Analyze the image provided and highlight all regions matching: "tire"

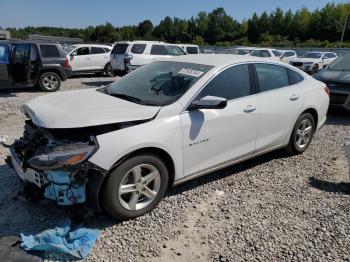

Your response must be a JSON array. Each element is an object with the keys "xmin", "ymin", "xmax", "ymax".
[
  {"xmin": 286, "ymin": 113, "xmax": 315, "ymax": 155},
  {"xmin": 310, "ymin": 64, "xmax": 319, "ymax": 75},
  {"xmin": 104, "ymin": 63, "xmax": 115, "ymax": 77},
  {"xmin": 38, "ymin": 72, "xmax": 61, "ymax": 92},
  {"xmin": 103, "ymin": 154, "xmax": 169, "ymax": 220}
]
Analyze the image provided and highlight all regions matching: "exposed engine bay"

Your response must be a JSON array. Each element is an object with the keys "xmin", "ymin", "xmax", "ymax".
[{"xmin": 7, "ymin": 117, "xmax": 150, "ymax": 209}]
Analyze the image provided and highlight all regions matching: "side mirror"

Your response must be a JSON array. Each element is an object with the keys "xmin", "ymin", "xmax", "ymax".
[{"xmin": 188, "ymin": 96, "xmax": 227, "ymax": 111}]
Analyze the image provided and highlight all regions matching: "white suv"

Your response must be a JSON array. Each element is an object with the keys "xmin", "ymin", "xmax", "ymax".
[
  {"xmin": 250, "ymin": 48, "xmax": 283, "ymax": 60},
  {"xmin": 110, "ymin": 41, "xmax": 186, "ymax": 73},
  {"xmin": 290, "ymin": 52, "xmax": 338, "ymax": 74},
  {"xmin": 67, "ymin": 44, "xmax": 114, "ymax": 76}
]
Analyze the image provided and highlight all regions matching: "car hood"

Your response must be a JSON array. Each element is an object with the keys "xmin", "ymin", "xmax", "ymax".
[
  {"xmin": 24, "ymin": 89, "xmax": 161, "ymax": 128},
  {"xmin": 293, "ymin": 58, "xmax": 321, "ymax": 63},
  {"xmin": 315, "ymin": 69, "xmax": 350, "ymax": 84}
]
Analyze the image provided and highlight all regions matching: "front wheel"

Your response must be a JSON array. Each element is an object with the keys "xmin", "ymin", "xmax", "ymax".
[
  {"xmin": 38, "ymin": 72, "xmax": 61, "ymax": 92},
  {"xmin": 286, "ymin": 113, "xmax": 315, "ymax": 154},
  {"xmin": 103, "ymin": 154, "xmax": 169, "ymax": 220}
]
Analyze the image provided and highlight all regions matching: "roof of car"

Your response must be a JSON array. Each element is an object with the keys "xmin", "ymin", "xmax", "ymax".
[
  {"xmin": 113, "ymin": 41, "xmax": 165, "ymax": 44},
  {"xmin": 71, "ymin": 44, "xmax": 111, "ymax": 48},
  {"xmin": 164, "ymin": 54, "xmax": 272, "ymax": 67}
]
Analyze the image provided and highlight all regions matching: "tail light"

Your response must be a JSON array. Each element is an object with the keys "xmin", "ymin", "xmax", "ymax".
[
  {"xmin": 324, "ymin": 86, "xmax": 330, "ymax": 96},
  {"xmin": 64, "ymin": 58, "xmax": 71, "ymax": 70}
]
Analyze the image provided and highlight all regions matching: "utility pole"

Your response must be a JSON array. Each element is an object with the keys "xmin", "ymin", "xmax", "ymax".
[{"xmin": 340, "ymin": 14, "xmax": 349, "ymax": 48}]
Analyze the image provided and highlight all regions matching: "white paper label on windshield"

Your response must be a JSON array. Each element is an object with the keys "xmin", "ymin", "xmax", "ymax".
[{"xmin": 178, "ymin": 68, "xmax": 204, "ymax": 78}]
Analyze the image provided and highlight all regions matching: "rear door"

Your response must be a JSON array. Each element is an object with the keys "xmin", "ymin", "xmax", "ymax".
[
  {"xmin": 0, "ymin": 43, "xmax": 11, "ymax": 88},
  {"xmin": 254, "ymin": 63, "xmax": 304, "ymax": 152},
  {"xmin": 90, "ymin": 47, "xmax": 109, "ymax": 70}
]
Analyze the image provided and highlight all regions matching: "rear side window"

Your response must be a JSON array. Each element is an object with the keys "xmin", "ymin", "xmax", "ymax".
[
  {"xmin": 255, "ymin": 64, "xmax": 289, "ymax": 92},
  {"xmin": 91, "ymin": 47, "xmax": 106, "ymax": 54},
  {"xmin": 0, "ymin": 45, "xmax": 9, "ymax": 63},
  {"xmin": 198, "ymin": 64, "xmax": 251, "ymax": 101},
  {"xmin": 40, "ymin": 45, "xmax": 60, "ymax": 57},
  {"xmin": 167, "ymin": 46, "xmax": 186, "ymax": 56},
  {"xmin": 131, "ymin": 44, "xmax": 146, "ymax": 54},
  {"xmin": 261, "ymin": 50, "xmax": 271, "ymax": 57},
  {"xmin": 186, "ymin": 47, "xmax": 198, "ymax": 54},
  {"xmin": 112, "ymin": 44, "xmax": 129, "ymax": 54},
  {"xmin": 287, "ymin": 69, "xmax": 304, "ymax": 85},
  {"xmin": 150, "ymin": 45, "xmax": 167, "ymax": 55}
]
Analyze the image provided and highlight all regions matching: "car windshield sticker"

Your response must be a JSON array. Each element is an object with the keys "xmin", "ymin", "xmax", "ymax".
[{"xmin": 178, "ymin": 68, "xmax": 204, "ymax": 78}]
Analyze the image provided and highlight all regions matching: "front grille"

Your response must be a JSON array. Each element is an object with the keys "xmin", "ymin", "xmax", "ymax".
[
  {"xmin": 330, "ymin": 93, "xmax": 348, "ymax": 105},
  {"xmin": 292, "ymin": 62, "xmax": 303, "ymax": 67}
]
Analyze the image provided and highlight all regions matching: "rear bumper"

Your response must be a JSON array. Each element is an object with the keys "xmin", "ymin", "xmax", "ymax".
[{"xmin": 329, "ymin": 89, "xmax": 350, "ymax": 111}]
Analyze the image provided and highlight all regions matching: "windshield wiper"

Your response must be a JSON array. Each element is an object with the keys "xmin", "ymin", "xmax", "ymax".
[{"xmin": 109, "ymin": 93, "xmax": 143, "ymax": 104}]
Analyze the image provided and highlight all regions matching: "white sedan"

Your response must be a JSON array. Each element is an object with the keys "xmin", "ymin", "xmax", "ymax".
[{"xmin": 7, "ymin": 55, "xmax": 329, "ymax": 220}]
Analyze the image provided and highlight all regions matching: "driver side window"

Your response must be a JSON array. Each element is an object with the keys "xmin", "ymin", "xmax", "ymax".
[
  {"xmin": 76, "ymin": 47, "xmax": 89, "ymax": 56},
  {"xmin": 197, "ymin": 64, "xmax": 251, "ymax": 101}
]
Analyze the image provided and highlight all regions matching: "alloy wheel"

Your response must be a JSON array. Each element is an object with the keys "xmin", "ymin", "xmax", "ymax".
[
  {"xmin": 295, "ymin": 119, "xmax": 313, "ymax": 150},
  {"xmin": 118, "ymin": 164, "xmax": 161, "ymax": 211},
  {"xmin": 43, "ymin": 75, "xmax": 58, "ymax": 90}
]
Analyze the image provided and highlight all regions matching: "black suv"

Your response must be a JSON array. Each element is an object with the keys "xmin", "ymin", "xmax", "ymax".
[{"xmin": 0, "ymin": 41, "xmax": 72, "ymax": 92}]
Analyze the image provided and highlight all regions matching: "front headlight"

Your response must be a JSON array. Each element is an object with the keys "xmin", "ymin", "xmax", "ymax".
[{"xmin": 27, "ymin": 143, "xmax": 96, "ymax": 170}]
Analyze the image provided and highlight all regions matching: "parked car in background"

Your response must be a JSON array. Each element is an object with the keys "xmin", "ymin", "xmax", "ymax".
[
  {"xmin": 314, "ymin": 53, "xmax": 350, "ymax": 111},
  {"xmin": 250, "ymin": 48, "xmax": 282, "ymax": 60},
  {"xmin": 110, "ymin": 41, "xmax": 186, "ymax": 73},
  {"xmin": 220, "ymin": 47, "xmax": 256, "ymax": 56},
  {"xmin": 290, "ymin": 52, "xmax": 338, "ymax": 75},
  {"xmin": 7, "ymin": 55, "xmax": 329, "ymax": 220},
  {"xmin": 67, "ymin": 44, "xmax": 114, "ymax": 77},
  {"xmin": 0, "ymin": 41, "xmax": 71, "ymax": 91},
  {"xmin": 279, "ymin": 50, "xmax": 297, "ymax": 63},
  {"xmin": 181, "ymin": 44, "xmax": 200, "ymax": 54}
]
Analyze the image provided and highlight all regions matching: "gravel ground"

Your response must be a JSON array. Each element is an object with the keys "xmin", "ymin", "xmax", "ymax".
[{"xmin": 0, "ymin": 76, "xmax": 349, "ymax": 262}]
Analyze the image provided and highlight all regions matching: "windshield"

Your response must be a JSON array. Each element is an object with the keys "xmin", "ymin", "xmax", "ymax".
[
  {"xmin": 107, "ymin": 61, "xmax": 213, "ymax": 106},
  {"xmin": 328, "ymin": 53, "xmax": 350, "ymax": 71},
  {"xmin": 302, "ymin": 52, "xmax": 322, "ymax": 59},
  {"xmin": 111, "ymin": 44, "xmax": 129, "ymax": 54}
]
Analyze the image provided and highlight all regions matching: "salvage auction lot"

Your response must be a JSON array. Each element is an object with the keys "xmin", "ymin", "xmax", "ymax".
[{"xmin": 0, "ymin": 76, "xmax": 349, "ymax": 261}]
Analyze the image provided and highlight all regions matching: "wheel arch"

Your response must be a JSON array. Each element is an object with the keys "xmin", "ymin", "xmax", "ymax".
[
  {"xmin": 39, "ymin": 68, "xmax": 63, "ymax": 80},
  {"xmin": 96, "ymin": 146, "xmax": 176, "ymax": 211},
  {"xmin": 301, "ymin": 107, "xmax": 319, "ymax": 128}
]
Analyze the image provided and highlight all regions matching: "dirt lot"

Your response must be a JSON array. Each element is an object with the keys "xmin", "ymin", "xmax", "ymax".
[{"xmin": 0, "ymin": 76, "xmax": 349, "ymax": 262}]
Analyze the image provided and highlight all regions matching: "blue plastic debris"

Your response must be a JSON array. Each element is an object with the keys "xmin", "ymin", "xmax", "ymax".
[{"xmin": 20, "ymin": 219, "xmax": 100, "ymax": 259}]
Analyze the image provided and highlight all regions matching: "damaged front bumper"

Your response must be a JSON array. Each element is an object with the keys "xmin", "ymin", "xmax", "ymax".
[{"xmin": 6, "ymin": 120, "xmax": 107, "ymax": 210}]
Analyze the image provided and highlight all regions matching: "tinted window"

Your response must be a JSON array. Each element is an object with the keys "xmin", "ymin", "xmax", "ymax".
[
  {"xmin": 111, "ymin": 44, "xmax": 128, "ymax": 54},
  {"xmin": 40, "ymin": 45, "xmax": 60, "ymax": 57},
  {"xmin": 30, "ymin": 45, "xmax": 38, "ymax": 61},
  {"xmin": 255, "ymin": 64, "xmax": 289, "ymax": 92},
  {"xmin": 131, "ymin": 44, "xmax": 146, "ymax": 54},
  {"xmin": 198, "ymin": 65, "xmax": 251, "ymax": 100},
  {"xmin": 251, "ymin": 50, "xmax": 262, "ymax": 57},
  {"xmin": 262, "ymin": 50, "xmax": 271, "ymax": 57},
  {"xmin": 284, "ymin": 51, "xmax": 295, "ymax": 57},
  {"xmin": 166, "ymin": 46, "xmax": 186, "ymax": 56},
  {"xmin": 75, "ymin": 47, "xmax": 89, "ymax": 56},
  {"xmin": 0, "ymin": 45, "xmax": 9, "ymax": 63},
  {"xmin": 325, "ymin": 53, "xmax": 336, "ymax": 58},
  {"xmin": 287, "ymin": 69, "xmax": 304, "ymax": 85},
  {"xmin": 272, "ymin": 50, "xmax": 282, "ymax": 57},
  {"xmin": 186, "ymin": 47, "xmax": 199, "ymax": 54},
  {"xmin": 151, "ymin": 45, "xmax": 167, "ymax": 55},
  {"xmin": 91, "ymin": 47, "xmax": 105, "ymax": 54},
  {"xmin": 13, "ymin": 44, "xmax": 30, "ymax": 60},
  {"xmin": 303, "ymin": 52, "xmax": 322, "ymax": 59}
]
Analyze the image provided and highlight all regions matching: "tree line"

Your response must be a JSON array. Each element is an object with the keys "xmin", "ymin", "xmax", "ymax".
[{"xmin": 5, "ymin": 3, "xmax": 350, "ymax": 47}]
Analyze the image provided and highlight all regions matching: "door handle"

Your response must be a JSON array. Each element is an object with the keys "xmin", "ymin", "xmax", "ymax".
[
  {"xmin": 290, "ymin": 94, "xmax": 299, "ymax": 101},
  {"xmin": 244, "ymin": 105, "xmax": 256, "ymax": 113}
]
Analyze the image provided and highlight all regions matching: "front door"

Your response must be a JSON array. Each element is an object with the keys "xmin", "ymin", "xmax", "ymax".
[
  {"xmin": 69, "ymin": 46, "xmax": 91, "ymax": 72},
  {"xmin": 181, "ymin": 64, "xmax": 259, "ymax": 177},
  {"xmin": 0, "ymin": 44, "xmax": 11, "ymax": 88}
]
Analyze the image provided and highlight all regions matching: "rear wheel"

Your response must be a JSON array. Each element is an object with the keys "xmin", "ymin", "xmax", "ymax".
[
  {"xmin": 286, "ymin": 113, "xmax": 315, "ymax": 154},
  {"xmin": 310, "ymin": 64, "xmax": 319, "ymax": 75},
  {"xmin": 38, "ymin": 72, "xmax": 61, "ymax": 92},
  {"xmin": 103, "ymin": 154, "xmax": 169, "ymax": 220},
  {"xmin": 104, "ymin": 63, "xmax": 115, "ymax": 77}
]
